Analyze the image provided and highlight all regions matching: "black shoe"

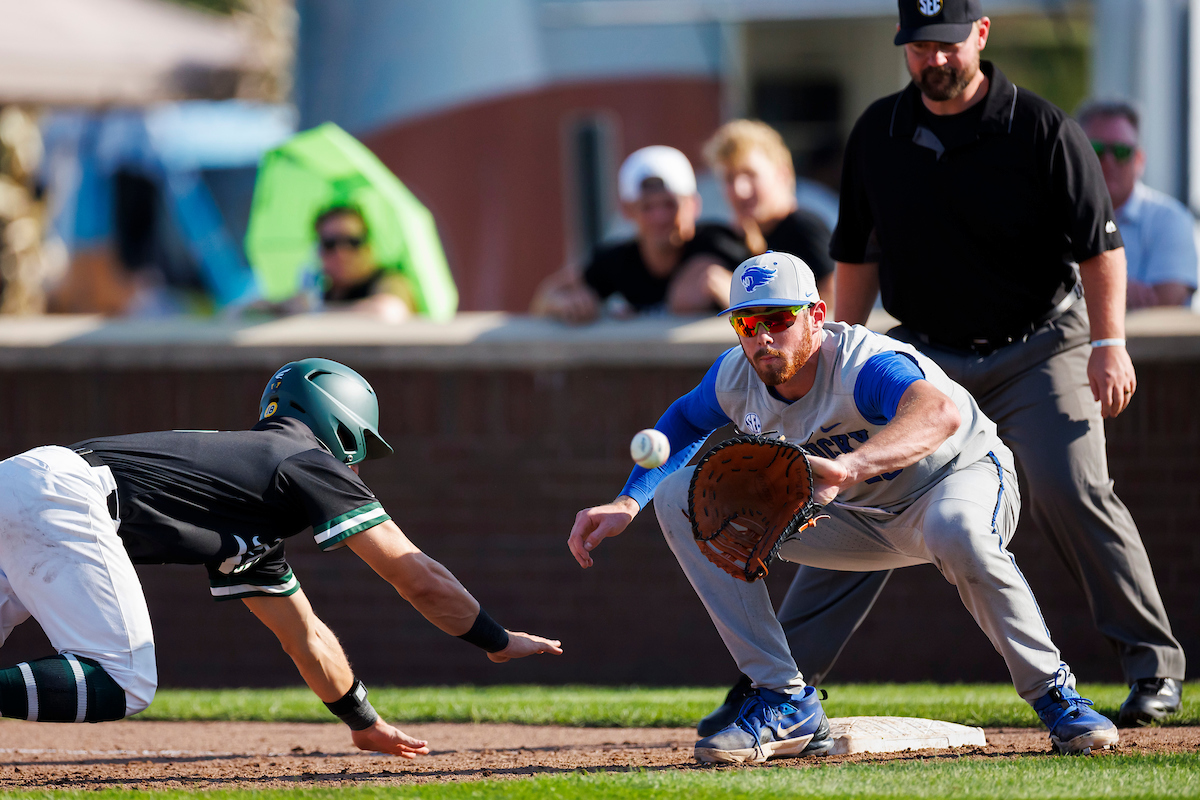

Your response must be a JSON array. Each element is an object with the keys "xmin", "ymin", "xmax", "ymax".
[
  {"xmin": 697, "ymin": 674, "xmax": 754, "ymax": 737},
  {"xmin": 1117, "ymin": 678, "xmax": 1182, "ymax": 727}
]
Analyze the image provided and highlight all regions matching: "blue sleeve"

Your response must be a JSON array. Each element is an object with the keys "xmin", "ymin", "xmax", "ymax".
[
  {"xmin": 619, "ymin": 350, "xmax": 734, "ymax": 508},
  {"xmin": 853, "ymin": 351, "xmax": 925, "ymax": 425}
]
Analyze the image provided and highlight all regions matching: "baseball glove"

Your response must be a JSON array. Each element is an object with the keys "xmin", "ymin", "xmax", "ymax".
[{"xmin": 688, "ymin": 435, "xmax": 825, "ymax": 582}]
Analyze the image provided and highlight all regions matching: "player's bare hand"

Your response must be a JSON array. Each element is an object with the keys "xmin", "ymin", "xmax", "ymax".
[
  {"xmin": 1088, "ymin": 344, "xmax": 1136, "ymax": 418},
  {"xmin": 567, "ymin": 496, "xmax": 638, "ymax": 568},
  {"xmin": 487, "ymin": 630, "xmax": 564, "ymax": 662},
  {"xmin": 351, "ymin": 719, "xmax": 430, "ymax": 758},
  {"xmin": 807, "ymin": 455, "xmax": 851, "ymax": 506}
]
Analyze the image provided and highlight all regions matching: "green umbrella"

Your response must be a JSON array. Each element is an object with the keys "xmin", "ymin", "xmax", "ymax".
[{"xmin": 245, "ymin": 122, "xmax": 457, "ymax": 320}]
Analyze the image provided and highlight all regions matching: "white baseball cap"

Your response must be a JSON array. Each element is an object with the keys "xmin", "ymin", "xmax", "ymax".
[
  {"xmin": 724, "ymin": 251, "xmax": 820, "ymax": 315},
  {"xmin": 618, "ymin": 146, "xmax": 697, "ymax": 202}
]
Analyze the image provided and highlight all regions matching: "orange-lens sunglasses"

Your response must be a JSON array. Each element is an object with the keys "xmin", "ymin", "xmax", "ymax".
[{"xmin": 729, "ymin": 305, "xmax": 812, "ymax": 337}]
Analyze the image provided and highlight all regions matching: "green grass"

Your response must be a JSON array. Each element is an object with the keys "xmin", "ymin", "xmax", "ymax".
[
  {"xmin": 138, "ymin": 682, "xmax": 1199, "ymax": 729},
  {"xmin": 3, "ymin": 754, "xmax": 1199, "ymax": 799}
]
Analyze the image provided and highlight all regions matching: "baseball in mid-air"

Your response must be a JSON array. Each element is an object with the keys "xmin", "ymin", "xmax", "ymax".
[{"xmin": 630, "ymin": 428, "xmax": 670, "ymax": 469}]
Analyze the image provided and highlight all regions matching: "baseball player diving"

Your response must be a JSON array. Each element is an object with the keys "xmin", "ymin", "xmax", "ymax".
[
  {"xmin": 0, "ymin": 358, "xmax": 561, "ymax": 755},
  {"xmin": 567, "ymin": 252, "xmax": 1118, "ymax": 762}
]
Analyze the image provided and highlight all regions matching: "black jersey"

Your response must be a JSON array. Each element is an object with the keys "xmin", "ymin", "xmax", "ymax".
[
  {"xmin": 71, "ymin": 416, "xmax": 390, "ymax": 601},
  {"xmin": 583, "ymin": 223, "xmax": 749, "ymax": 311}
]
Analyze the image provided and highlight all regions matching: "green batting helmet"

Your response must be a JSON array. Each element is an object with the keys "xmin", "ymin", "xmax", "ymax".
[{"xmin": 259, "ymin": 358, "xmax": 393, "ymax": 465}]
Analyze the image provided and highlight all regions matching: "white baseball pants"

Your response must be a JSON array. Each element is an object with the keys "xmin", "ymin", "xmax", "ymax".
[{"xmin": 0, "ymin": 446, "xmax": 156, "ymax": 716}]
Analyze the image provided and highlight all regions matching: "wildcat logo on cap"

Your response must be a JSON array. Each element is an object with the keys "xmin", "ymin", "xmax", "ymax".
[
  {"xmin": 740, "ymin": 265, "xmax": 777, "ymax": 292},
  {"xmin": 919, "ymin": 0, "xmax": 942, "ymax": 15}
]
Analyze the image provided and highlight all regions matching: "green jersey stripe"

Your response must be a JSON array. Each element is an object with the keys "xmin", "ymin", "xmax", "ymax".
[
  {"xmin": 314, "ymin": 506, "xmax": 390, "ymax": 548},
  {"xmin": 314, "ymin": 501, "xmax": 383, "ymax": 535},
  {"xmin": 209, "ymin": 572, "xmax": 299, "ymax": 600}
]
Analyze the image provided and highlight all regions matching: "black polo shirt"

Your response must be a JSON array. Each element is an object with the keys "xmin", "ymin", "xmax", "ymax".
[
  {"xmin": 583, "ymin": 223, "xmax": 748, "ymax": 312},
  {"xmin": 830, "ymin": 62, "xmax": 1122, "ymax": 343}
]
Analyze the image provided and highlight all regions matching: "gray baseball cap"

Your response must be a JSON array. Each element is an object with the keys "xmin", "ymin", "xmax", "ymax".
[{"xmin": 724, "ymin": 251, "xmax": 819, "ymax": 315}]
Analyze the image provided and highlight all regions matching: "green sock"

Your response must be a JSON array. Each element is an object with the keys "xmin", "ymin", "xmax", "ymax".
[{"xmin": 0, "ymin": 655, "xmax": 126, "ymax": 722}]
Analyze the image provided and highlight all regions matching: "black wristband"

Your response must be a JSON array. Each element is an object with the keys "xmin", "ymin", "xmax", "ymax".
[
  {"xmin": 324, "ymin": 679, "xmax": 379, "ymax": 731},
  {"xmin": 457, "ymin": 609, "xmax": 510, "ymax": 653}
]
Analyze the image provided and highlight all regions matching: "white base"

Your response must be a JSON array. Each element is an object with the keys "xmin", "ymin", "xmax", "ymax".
[{"xmin": 828, "ymin": 716, "xmax": 987, "ymax": 755}]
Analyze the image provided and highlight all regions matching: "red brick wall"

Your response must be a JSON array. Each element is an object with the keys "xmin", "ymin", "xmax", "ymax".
[
  {"xmin": 361, "ymin": 78, "xmax": 723, "ymax": 314},
  {"xmin": 0, "ymin": 361, "xmax": 1192, "ymax": 688}
]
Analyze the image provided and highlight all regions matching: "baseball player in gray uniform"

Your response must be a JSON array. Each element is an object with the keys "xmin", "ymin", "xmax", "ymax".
[
  {"xmin": 567, "ymin": 253, "xmax": 1117, "ymax": 762},
  {"xmin": 0, "ymin": 358, "xmax": 561, "ymax": 754}
]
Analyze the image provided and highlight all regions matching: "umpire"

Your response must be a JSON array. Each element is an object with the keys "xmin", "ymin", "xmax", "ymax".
[{"xmin": 702, "ymin": 0, "xmax": 1183, "ymax": 734}]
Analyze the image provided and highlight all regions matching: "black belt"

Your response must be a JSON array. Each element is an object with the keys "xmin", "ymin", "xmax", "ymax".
[
  {"xmin": 73, "ymin": 448, "xmax": 119, "ymax": 521},
  {"xmin": 912, "ymin": 284, "xmax": 1082, "ymax": 356}
]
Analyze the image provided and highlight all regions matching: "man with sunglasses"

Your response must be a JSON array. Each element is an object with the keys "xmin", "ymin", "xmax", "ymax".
[
  {"xmin": 1078, "ymin": 100, "xmax": 1197, "ymax": 310},
  {"xmin": 567, "ymin": 252, "xmax": 1118, "ymax": 760},
  {"xmin": 700, "ymin": 0, "xmax": 1183, "ymax": 734}
]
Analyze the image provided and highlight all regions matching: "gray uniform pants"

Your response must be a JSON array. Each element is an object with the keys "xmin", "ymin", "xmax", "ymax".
[
  {"xmin": 656, "ymin": 448, "xmax": 1076, "ymax": 704},
  {"xmin": 778, "ymin": 300, "xmax": 1184, "ymax": 685}
]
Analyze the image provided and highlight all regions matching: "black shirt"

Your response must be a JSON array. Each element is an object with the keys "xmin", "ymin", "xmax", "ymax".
[
  {"xmin": 71, "ymin": 417, "xmax": 390, "ymax": 600},
  {"xmin": 764, "ymin": 209, "xmax": 835, "ymax": 283},
  {"xmin": 324, "ymin": 269, "xmax": 388, "ymax": 303},
  {"xmin": 830, "ymin": 62, "xmax": 1122, "ymax": 343},
  {"xmin": 583, "ymin": 223, "xmax": 749, "ymax": 312}
]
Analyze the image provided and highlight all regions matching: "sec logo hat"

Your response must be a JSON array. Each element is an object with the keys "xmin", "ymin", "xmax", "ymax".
[
  {"xmin": 895, "ymin": 0, "xmax": 983, "ymax": 45},
  {"xmin": 724, "ymin": 251, "xmax": 819, "ymax": 315}
]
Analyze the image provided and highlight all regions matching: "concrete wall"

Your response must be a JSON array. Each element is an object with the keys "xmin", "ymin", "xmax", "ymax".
[{"xmin": 0, "ymin": 311, "xmax": 1193, "ymax": 688}]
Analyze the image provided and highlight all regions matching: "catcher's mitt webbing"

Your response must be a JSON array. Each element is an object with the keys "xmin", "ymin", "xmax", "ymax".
[{"xmin": 687, "ymin": 435, "xmax": 824, "ymax": 582}]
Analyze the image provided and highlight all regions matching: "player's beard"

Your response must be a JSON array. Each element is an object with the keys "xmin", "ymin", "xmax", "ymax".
[
  {"xmin": 911, "ymin": 58, "xmax": 977, "ymax": 102},
  {"xmin": 748, "ymin": 326, "xmax": 813, "ymax": 386}
]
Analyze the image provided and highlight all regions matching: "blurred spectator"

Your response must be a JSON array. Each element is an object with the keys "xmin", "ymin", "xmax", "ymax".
[
  {"xmin": 704, "ymin": 120, "xmax": 835, "ymax": 300},
  {"xmin": 531, "ymin": 146, "xmax": 747, "ymax": 323},
  {"xmin": 312, "ymin": 205, "xmax": 416, "ymax": 322},
  {"xmin": 1078, "ymin": 100, "xmax": 1198, "ymax": 310}
]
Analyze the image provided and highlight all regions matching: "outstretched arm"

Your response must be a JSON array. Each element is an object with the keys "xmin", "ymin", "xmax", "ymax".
[
  {"xmin": 243, "ymin": 590, "xmax": 429, "ymax": 758},
  {"xmin": 567, "ymin": 354, "xmax": 733, "ymax": 568},
  {"xmin": 347, "ymin": 519, "xmax": 562, "ymax": 662}
]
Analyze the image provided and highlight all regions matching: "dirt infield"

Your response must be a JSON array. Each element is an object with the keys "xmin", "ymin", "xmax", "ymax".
[{"xmin": 0, "ymin": 721, "xmax": 1196, "ymax": 790}]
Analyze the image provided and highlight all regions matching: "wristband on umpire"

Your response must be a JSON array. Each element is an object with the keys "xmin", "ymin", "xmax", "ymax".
[
  {"xmin": 458, "ymin": 608, "xmax": 510, "ymax": 653},
  {"xmin": 325, "ymin": 679, "xmax": 379, "ymax": 731}
]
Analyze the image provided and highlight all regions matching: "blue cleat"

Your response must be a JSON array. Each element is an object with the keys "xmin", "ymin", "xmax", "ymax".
[
  {"xmin": 694, "ymin": 685, "xmax": 833, "ymax": 764},
  {"xmin": 1034, "ymin": 685, "xmax": 1119, "ymax": 754}
]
